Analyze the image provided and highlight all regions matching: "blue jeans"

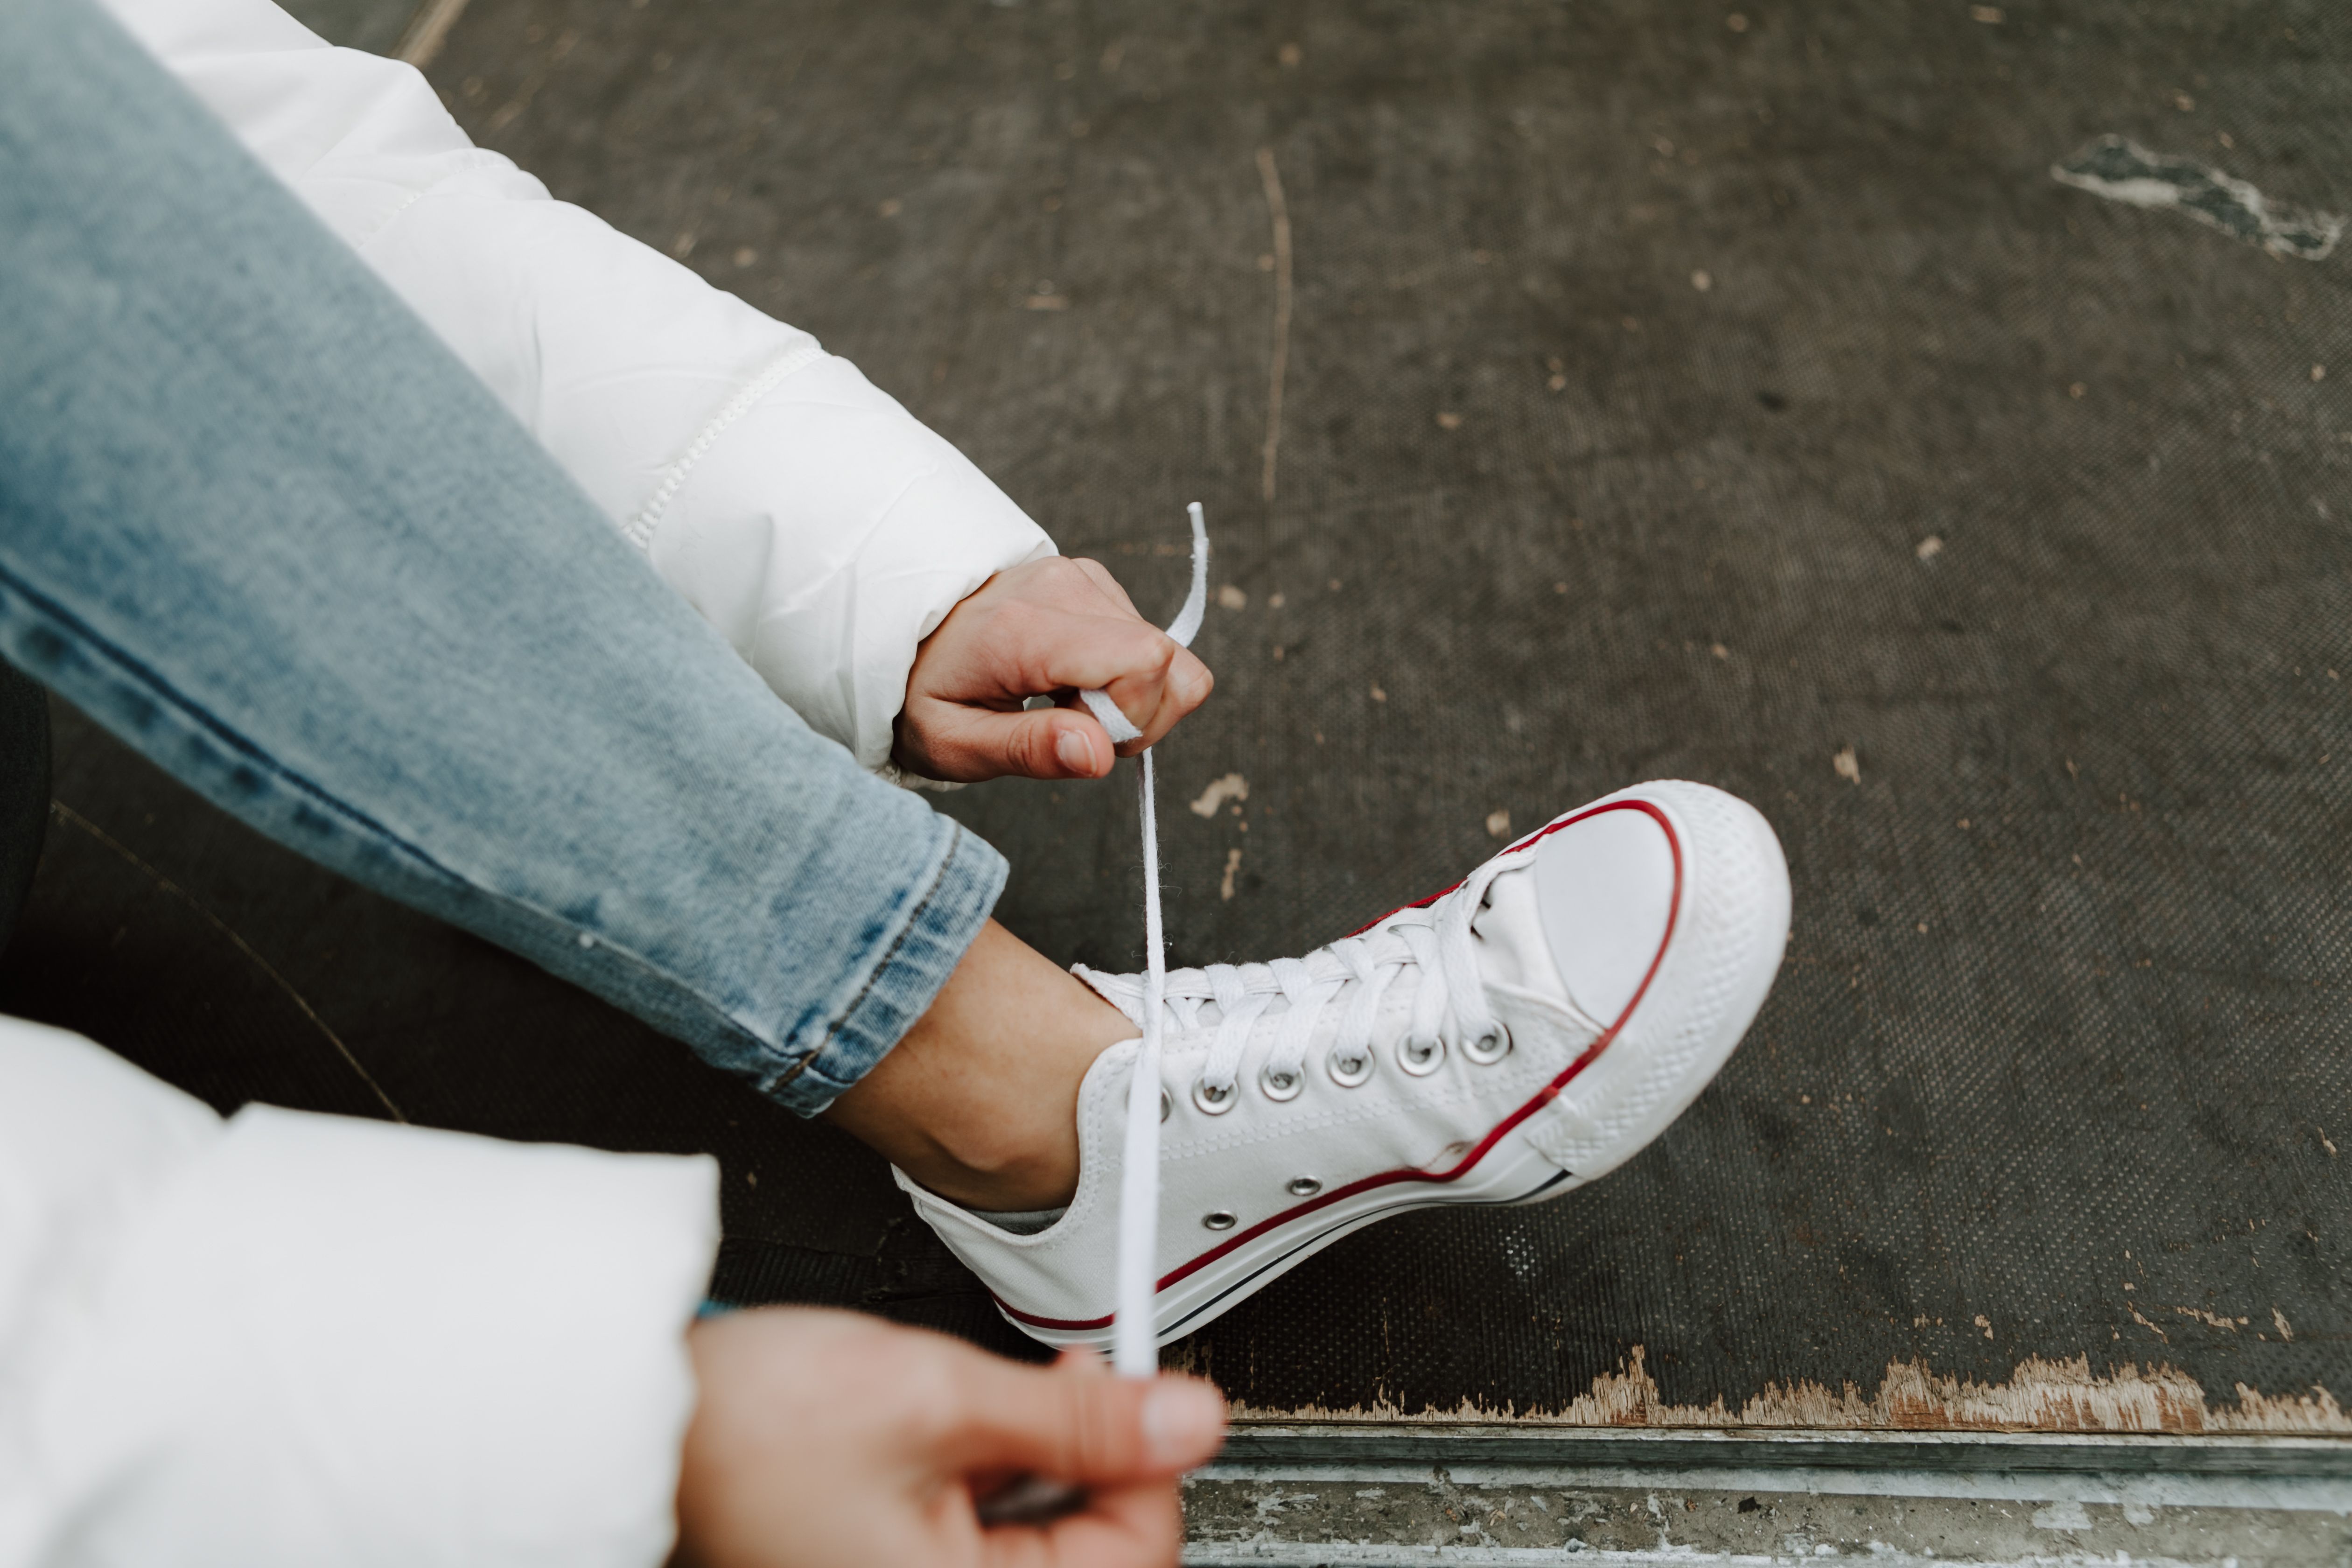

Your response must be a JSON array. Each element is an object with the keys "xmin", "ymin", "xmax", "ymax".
[{"xmin": 0, "ymin": 0, "xmax": 1004, "ymax": 1115}]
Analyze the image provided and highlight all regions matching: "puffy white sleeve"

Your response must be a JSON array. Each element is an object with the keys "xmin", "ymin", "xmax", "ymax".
[
  {"xmin": 0, "ymin": 1018, "xmax": 718, "ymax": 1568},
  {"xmin": 98, "ymin": 0, "xmax": 1054, "ymax": 771}
]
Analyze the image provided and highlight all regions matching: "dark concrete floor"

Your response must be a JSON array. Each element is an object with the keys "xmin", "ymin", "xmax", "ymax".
[{"xmin": 10, "ymin": 0, "xmax": 2348, "ymax": 1437}]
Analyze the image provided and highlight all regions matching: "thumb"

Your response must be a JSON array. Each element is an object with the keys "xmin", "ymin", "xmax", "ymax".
[
  {"xmin": 911, "ymin": 702, "xmax": 1115, "ymax": 782},
  {"xmin": 943, "ymin": 1364, "xmax": 1226, "ymax": 1484}
]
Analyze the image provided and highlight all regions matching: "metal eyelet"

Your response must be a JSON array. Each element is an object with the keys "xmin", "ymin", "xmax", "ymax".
[
  {"xmin": 1259, "ymin": 1062, "xmax": 1305, "ymax": 1102},
  {"xmin": 1191, "ymin": 1076, "xmax": 1237, "ymax": 1115},
  {"xmin": 1462, "ymin": 1022, "xmax": 1512, "ymax": 1066},
  {"xmin": 1286, "ymin": 1176, "xmax": 1323, "ymax": 1197},
  {"xmin": 1124, "ymin": 1083, "xmax": 1172, "ymax": 1122},
  {"xmin": 1327, "ymin": 1043, "xmax": 1374, "ymax": 1088},
  {"xmin": 1203, "ymin": 1211, "xmax": 1238, "ymax": 1231},
  {"xmin": 1397, "ymin": 1033, "xmax": 1446, "ymax": 1077}
]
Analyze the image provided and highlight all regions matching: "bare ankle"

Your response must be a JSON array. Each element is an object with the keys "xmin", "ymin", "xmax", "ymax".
[
  {"xmin": 917, "ymin": 1143, "xmax": 1080, "ymax": 1213},
  {"xmin": 825, "ymin": 921, "xmax": 1134, "ymax": 1212}
]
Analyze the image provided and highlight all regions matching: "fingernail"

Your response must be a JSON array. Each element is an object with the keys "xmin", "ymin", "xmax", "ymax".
[
  {"xmin": 1141, "ymin": 1381, "xmax": 1226, "ymax": 1466},
  {"xmin": 1056, "ymin": 729, "xmax": 1094, "ymax": 775}
]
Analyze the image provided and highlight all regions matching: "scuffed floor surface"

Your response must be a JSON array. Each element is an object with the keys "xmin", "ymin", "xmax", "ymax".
[{"xmin": 409, "ymin": 0, "xmax": 2352, "ymax": 1424}]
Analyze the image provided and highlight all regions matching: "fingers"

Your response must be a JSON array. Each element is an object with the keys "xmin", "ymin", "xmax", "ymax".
[
  {"xmin": 894, "ymin": 555, "xmax": 1216, "ymax": 783},
  {"xmin": 1069, "ymin": 557, "xmax": 1143, "ymax": 618},
  {"xmin": 979, "ymin": 1477, "xmax": 1183, "ymax": 1568},
  {"xmin": 966, "ymin": 1354, "xmax": 1206, "ymax": 1568},
  {"xmin": 941, "ymin": 1357, "xmax": 1226, "ymax": 1486},
  {"xmin": 900, "ymin": 634, "xmax": 1210, "ymax": 780},
  {"xmin": 910, "ymin": 702, "xmax": 1114, "ymax": 783},
  {"xmin": 1096, "ymin": 643, "xmax": 1213, "ymax": 756},
  {"xmin": 1022, "ymin": 602, "xmax": 1211, "ymax": 754}
]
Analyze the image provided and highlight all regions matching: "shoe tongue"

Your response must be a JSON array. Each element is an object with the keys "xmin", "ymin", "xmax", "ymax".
[{"xmin": 1469, "ymin": 864, "xmax": 1575, "ymax": 1005}]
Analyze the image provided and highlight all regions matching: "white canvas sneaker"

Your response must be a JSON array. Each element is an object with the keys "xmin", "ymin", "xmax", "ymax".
[{"xmin": 893, "ymin": 778, "xmax": 1791, "ymax": 1351}]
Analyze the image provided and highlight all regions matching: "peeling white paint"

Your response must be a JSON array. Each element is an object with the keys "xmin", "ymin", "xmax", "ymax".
[
  {"xmin": 1223, "ymin": 1346, "xmax": 2350, "ymax": 1435},
  {"xmin": 1191, "ymin": 773, "xmax": 1250, "ymax": 817},
  {"xmin": 2052, "ymin": 136, "xmax": 2343, "ymax": 260}
]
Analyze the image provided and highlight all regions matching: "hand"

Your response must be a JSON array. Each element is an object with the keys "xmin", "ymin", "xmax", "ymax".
[
  {"xmin": 892, "ymin": 557, "xmax": 1214, "ymax": 783},
  {"xmin": 672, "ymin": 1306, "xmax": 1226, "ymax": 1568}
]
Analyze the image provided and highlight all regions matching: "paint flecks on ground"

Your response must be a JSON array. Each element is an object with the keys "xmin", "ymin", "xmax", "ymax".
[
  {"xmin": 2173, "ymin": 1306, "xmax": 2246, "ymax": 1330},
  {"xmin": 1220, "ymin": 847, "xmax": 1244, "ymax": 900},
  {"xmin": 1189, "ymin": 772, "xmax": 1249, "ymax": 818},
  {"xmin": 1916, "ymin": 534, "xmax": 1944, "ymax": 560},
  {"xmin": 2052, "ymin": 135, "xmax": 2345, "ymax": 260},
  {"xmin": 1834, "ymin": 745, "xmax": 1861, "ymax": 784},
  {"xmin": 1215, "ymin": 584, "xmax": 1248, "ymax": 610},
  {"xmin": 1485, "ymin": 809, "xmax": 1512, "ymax": 839}
]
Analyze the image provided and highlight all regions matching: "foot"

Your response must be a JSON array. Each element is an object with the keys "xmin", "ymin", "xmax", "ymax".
[{"xmin": 892, "ymin": 779, "xmax": 1792, "ymax": 1349}]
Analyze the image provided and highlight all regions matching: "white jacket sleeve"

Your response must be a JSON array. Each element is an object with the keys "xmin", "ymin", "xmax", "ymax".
[
  {"xmin": 0, "ymin": 1018, "xmax": 718, "ymax": 1568},
  {"xmin": 99, "ymin": 0, "xmax": 1054, "ymax": 772}
]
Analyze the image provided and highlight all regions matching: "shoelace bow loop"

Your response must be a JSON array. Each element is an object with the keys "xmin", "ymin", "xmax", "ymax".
[{"xmin": 1084, "ymin": 854, "xmax": 1514, "ymax": 1107}]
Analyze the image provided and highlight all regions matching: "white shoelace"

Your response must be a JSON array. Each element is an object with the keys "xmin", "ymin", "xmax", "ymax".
[
  {"xmin": 1077, "ymin": 878, "xmax": 1509, "ymax": 1115},
  {"xmin": 1077, "ymin": 504, "xmax": 1206, "ymax": 1377},
  {"xmin": 1082, "ymin": 509, "xmax": 1504, "ymax": 1373}
]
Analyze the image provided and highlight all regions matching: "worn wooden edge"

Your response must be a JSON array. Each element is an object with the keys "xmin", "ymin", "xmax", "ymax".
[{"xmin": 1215, "ymin": 1422, "xmax": 2352, "ymax": 1477}]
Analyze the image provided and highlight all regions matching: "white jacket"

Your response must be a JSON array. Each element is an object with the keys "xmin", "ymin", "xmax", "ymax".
[
  {"xmin": 5, "ymin": 0, "xmax": 1059, "ymax": 1560},
  {"xmin": 112, "ymin": 0, "xmax": 1053, "ymax": 775},
  {"xmin": 0, "ymin": 1020, "xmax": 718, "ymax": 1567}
]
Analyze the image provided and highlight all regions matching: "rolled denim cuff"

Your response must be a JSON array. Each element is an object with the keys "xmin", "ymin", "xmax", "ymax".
[{"xmin": 754, "ymin": 822, "xmax": 1005, "ymax": 1117}]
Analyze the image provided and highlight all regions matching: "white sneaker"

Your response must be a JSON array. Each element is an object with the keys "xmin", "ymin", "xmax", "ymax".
[{"xmin": 893, "ymin": 779, "xmax": 1792, "ymax": 1350}]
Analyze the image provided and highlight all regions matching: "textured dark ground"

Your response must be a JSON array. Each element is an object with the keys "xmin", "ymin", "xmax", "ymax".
[{"xmin": 5, "ymin": 0, "xmax": 2348, "ymax": 1428}]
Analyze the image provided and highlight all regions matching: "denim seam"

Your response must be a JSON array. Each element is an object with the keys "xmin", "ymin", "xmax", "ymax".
[
  {"xmin": 0, "ymin": 561, "xmax": 785, "ymax": 1059},
  {"xmin": 763, "ymin": 822, "xmax": 969, "ymax": 1098}
]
